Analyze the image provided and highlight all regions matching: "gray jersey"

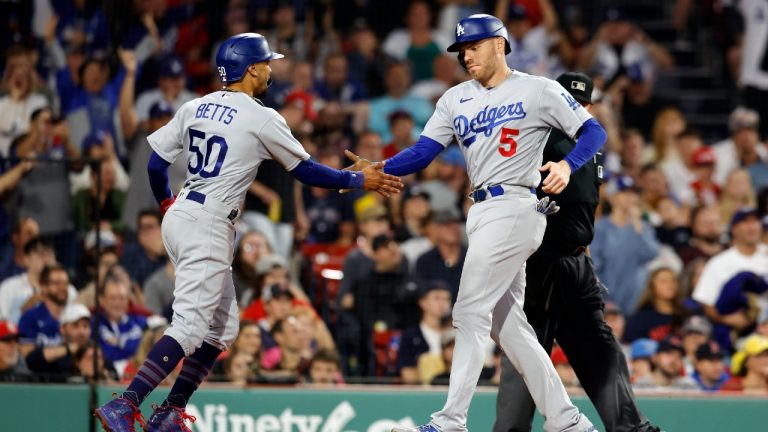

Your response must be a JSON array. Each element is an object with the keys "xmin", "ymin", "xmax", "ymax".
[
  {"xmin": 148, "ymin": 90, "xmax": 310, "ymax": 208},
  {"xmin": 421, "ymin": 70, "xmax": 592, "ymax": 189}
]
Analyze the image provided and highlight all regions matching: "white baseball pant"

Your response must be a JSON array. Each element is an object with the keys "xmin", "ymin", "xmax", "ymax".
[
  {"xmin": 161, "ymin": 190, "xmax": 240, "ymax": 356},
  {"xmin": 430, "ymin": 189, "xmax": 592, "ymax": 432}
]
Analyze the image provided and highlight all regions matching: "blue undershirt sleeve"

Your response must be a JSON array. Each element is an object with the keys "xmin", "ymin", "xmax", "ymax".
[
  {"xmin": 383, "ymin": 135, "xmax": 445, "ymax": 176},
  {"xmin": 563, "ymin": 118, "xmax": 607, "ymax": 172},
  {"xmin": 290, "ymin": 159, "xmax": 364, "ymax": 189},
  {"xmin": 147, "ymin": 151, "xmax": 173, "ymax": 205}
]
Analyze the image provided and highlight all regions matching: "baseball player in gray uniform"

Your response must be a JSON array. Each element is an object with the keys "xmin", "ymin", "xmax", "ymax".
[
  {"xmin": 346, "ymin": 15, "xmax": 607, "ymax": 432},
  {"xmin": 95, "ymin": 33, "xmax": 402, "ymax": 432}
]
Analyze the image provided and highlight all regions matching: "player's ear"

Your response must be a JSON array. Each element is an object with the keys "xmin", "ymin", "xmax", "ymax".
[{"xmin": 247, "ymin": 64, "xmax": 258, "ymax": 78}]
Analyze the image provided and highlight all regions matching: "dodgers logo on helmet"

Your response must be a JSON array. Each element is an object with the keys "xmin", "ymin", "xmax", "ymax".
[
  {"xmin": 447, "ymin": 14, "xmax": 511, "ymax": 54},
  {"xmin": 456, "ymin": 24, "xmax": 465, "ymax": 36},
  {"xmin": 215, "ymin": 33, "xmax": 284, "ymax": 83}
]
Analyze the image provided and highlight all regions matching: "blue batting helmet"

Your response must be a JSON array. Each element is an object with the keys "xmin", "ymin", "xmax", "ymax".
[
  {"xmin": 215, "ymin": 33, "xmax": 284, "ymax": 83},
  {"xmin": 447, "ymin": 14, "xmax": 511, "ymax": 54}
]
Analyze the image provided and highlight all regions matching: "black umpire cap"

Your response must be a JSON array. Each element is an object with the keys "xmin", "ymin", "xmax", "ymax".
[{"xmin": 556, "ymin": 72, "xmax": 594, "ymax": 105}]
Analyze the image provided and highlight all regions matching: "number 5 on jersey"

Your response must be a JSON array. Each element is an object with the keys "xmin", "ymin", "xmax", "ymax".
[
  {"xmin": 188, "ymin": 128, "xmax": 228, "ymax": 178},
  {"xmin": 499, "ymin": 127, "xmax": 518, "ymax": 157}
]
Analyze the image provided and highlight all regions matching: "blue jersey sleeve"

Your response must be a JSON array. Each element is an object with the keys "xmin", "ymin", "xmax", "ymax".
[
  {"xmin": 563, "ymin": 118, "xmax": 607, "ymax": 171},
  {"xmin": 383, "ymin": 135, "xmax": 444, "ymax": 176}
]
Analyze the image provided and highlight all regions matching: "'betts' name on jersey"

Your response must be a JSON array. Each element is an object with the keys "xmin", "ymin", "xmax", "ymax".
[
  {"xmin": 148, "ymin": 91, "xmax": 311, "ymax": 208},
  {"xmin": 421, "ymin": 71, "xmax": 592, "ymax": 189}
]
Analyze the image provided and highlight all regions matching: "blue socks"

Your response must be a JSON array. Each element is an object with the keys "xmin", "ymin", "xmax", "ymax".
[
  {"xmin": 123, "ymin": 336, "xmax": 185, "ymax": 406},
  {"xmin": 163, "ymin": 342, "xmax": 222, "ymax": 408}
]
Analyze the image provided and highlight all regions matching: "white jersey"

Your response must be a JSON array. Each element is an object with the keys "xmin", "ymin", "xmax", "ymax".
[
  {"xmin": 148, "ymin": 90, "xmax": 310, "ymax": 208},
  {"xmin": 421, "ymin": 70, "xmax": 592, "ymax": 189}
]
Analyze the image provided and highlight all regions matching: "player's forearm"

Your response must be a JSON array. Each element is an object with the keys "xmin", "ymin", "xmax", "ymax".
[
  {"xmin": 383, "ymin": 135, "xmax": 444, "ymax": 176},
  {"xmin": 563, "ymin": 118, "xmax": 607, "ymax": 171},
  {"xmin": 290, "ymin": 159, "xmax": 364, "ymax": 189},
  {"xmin": 147, "ymin": 151, "xmax": 173, "ymax": 204}
]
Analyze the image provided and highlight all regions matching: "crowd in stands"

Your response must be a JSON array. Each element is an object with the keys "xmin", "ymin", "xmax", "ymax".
[{"xmin": 0, "ymin": 0, "xmax": 767, "ymax": 394}]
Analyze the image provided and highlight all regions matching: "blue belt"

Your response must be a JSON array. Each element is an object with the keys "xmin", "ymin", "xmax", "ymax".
[
  {"xmin": 470, "ymin": 185, "xmax": 536, "ymax": 202},
  {"xmin": 186, "ymin": 190, "xmax": 239, "ymax": 222}
]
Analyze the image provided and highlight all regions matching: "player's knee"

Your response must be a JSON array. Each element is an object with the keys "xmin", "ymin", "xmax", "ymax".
[{"xmin": 165, "ymin": 323, "xmax": 208, "ymax": 356}]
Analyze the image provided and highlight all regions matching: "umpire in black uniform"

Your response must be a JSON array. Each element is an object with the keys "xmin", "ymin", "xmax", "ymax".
[{"xmin": 493, "ymin": 73, "xmax": 660, "ymax": 432}]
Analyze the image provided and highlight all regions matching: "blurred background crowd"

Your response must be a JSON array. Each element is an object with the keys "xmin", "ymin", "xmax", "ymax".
[{"xmin": 0, "ymin": 0, "xmax": 767, "ymax": 394}]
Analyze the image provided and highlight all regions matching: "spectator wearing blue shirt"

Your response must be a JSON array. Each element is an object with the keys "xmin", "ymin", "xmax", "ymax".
[
  {"xmin": 368, "ymin": 62, "xmax": 433, "ymax": 142},
  {"xmin": 692, "ymin": 340, "xmax": 730, "ymax": 391},
  {"xmin": 97, "ymin": 273, "xmax": 147, "ymax": 366},
  {"xmin": 592, "ymin": 176, "xmax": 660, "ymax": 314},
  {"xmin": 18, "ymin": 264, "xmax": 71, "ymax": 358},
  {"xmin": 119, "ymin": 210, "xmax": 166, "ymax": 286}
]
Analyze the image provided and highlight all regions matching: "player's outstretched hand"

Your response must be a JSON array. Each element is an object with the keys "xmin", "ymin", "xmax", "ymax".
[
  {"xmin": 361, "ymin": 161, "xmax": 403, "ymax": 198},
  {"xmin": 535, "ymin": 196, "xmax": 560, "ymax": 215},
  {"xmin": 540, "ymin": 160, "xmax": 571, "ymax": 194},
  {"xmin": 339, "ymin": 149, "xmax": 374, "ymax": 194}
]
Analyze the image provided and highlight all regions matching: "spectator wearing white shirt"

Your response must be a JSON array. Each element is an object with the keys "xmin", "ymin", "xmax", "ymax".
[
  {"xmin": 693, "ymin": 208, "xmax": 768, "ymax": 352},
  {"xmin": 579, "ymin": 7, "xmax": 673, "ymax": 86},
  {"xmin": 0, "ymin": 238, "xmax": 55, "ymax": 324},
  {"xmin": 0, "ymin": 47, "xmax": 48, "ymax": 157},
  {"xmin": 499, "ymin": 0, "xmax": 570, "ymax": 79},
  {"xmin": 133, "ymin": 55, "xmax": 197, "ymax": 129},
  {"xmin": 662, "ymin": 128, "xmax": 703, "ymax": 207},
  {"xmin": 712, "ymin": 107, "xmax": 768, "ymax": 190}
]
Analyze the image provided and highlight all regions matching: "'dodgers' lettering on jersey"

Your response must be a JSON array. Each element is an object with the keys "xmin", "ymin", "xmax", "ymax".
[
  {"xmin": 195, "ymin": 102, "xmax": 238, "ymax": 125},
  {"xmin": 454, "ymin": 102, "xmax": 527, "ymax": 147}
]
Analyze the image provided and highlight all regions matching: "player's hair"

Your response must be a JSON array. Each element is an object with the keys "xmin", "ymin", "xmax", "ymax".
[{"xmin": 40, "ymin": 263, "xmax": 67, "ymax": 285}]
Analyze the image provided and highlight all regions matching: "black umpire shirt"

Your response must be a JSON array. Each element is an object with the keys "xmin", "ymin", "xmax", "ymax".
[{"xmin": 537, "ymin": 128, "xmax": 603, "ymax": 255}]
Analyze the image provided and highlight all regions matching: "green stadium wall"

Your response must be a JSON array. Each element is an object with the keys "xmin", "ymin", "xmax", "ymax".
[{"xmin": 0, "ymin": 384, "xmax": 766, "ymax": 431}]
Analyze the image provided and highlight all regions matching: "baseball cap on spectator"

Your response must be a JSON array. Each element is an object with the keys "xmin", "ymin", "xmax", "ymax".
[
  {"xmin": 84, "ymin": 228, "xmax": 118, "ymax": 250},
  {"xmin": 60, "ymin": 303, "xmax": 91, "ymax": 325},
  {"xmin": 682, "ymin": 315, "xmax": 713, "ymax": 338},
  {"xmin": 507, "ymin": 4, "xmax": 528, "ymax": 21},
  {"xmin": 433, "ymin": 207, "xmax": 462, "ymax": 224},
  {"xmin": 81, "ymin": 130, "xmax": 107, "ymax": 154},
  {"xmin": 403, "ymin": 185, "xmax": 431, "ymax": 202},
  {"xmin": 604, "ymin": 301, "xmax": 623, "ymax": 317},
  {"xmin": 159, "ymin": 56, "xmax": 184, "ymax": 78},
  {"xmin": 388, "ymin": 110, "xmax": 413, "ymax": 127},
  {"xmin": 691, "ymin": 146, "xmax": 716, "ymax": 167},
  {"xmin": 262, "ymin": 284, "xmax": 294, "ymax": 302},
  {"xmin": 357, "ymin": 205, "xmax": 388, "ymax": 224},
  {"xmin": 695, "ymin": 340, "xmax": 725, "ymax": 361},
  {"xmin": 657, "ymin": 336, "xmax": 686, "ymax": 356},
  {"xmin": 441, "ymin": 328, "xmax": 456, "ymax": 348},
  {"xmin": 728, "ymin": 107, "xmax": 760, "ymax": 133},
  {"xmin": 630, "ymin": 338, "xmax": 658, "ymax": 360},
  {"xmin": 606, "ymin": 175, "xmax": 640, "ymax": 196},
  {"xmin": 420, "ymin": 280, "xmax": 451, "ymax": 299},
  {"xmin": 556, "ymin": 72, "xmax": 593, "ymax": 105},
  {"xmin": 0, "ymin": 321, "xmax": 19, "ymax": 341},
  {"xmin": 149, "ymin": 101, "xmax": 174, "ymax": 119},
  {"xmin": 440, "ymin": 145, "xmax": 466, "ymax": 168},
  {"xmin": 729, "ymin": 207, "xmax": 760, "ymax": 231},
  {"xmin": 255, "ymin": 255, "xmax": 288, "ymax": 275},
  {"xmin": 731, "ymin": 334, "xmax": 768, "ymax": 375}
]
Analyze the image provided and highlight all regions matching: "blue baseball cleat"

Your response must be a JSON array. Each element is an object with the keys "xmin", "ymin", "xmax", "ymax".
[
  {"xmin": 145, "ymin": 404, "xmax": 197, "ymax": 432},
  {"xmin": 94, "ymin": 394, "xmax": 146, "ymax": 432},
  {"xmin": 391, "ymin": 423, "xmax": 442, "ymax": 432}
]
